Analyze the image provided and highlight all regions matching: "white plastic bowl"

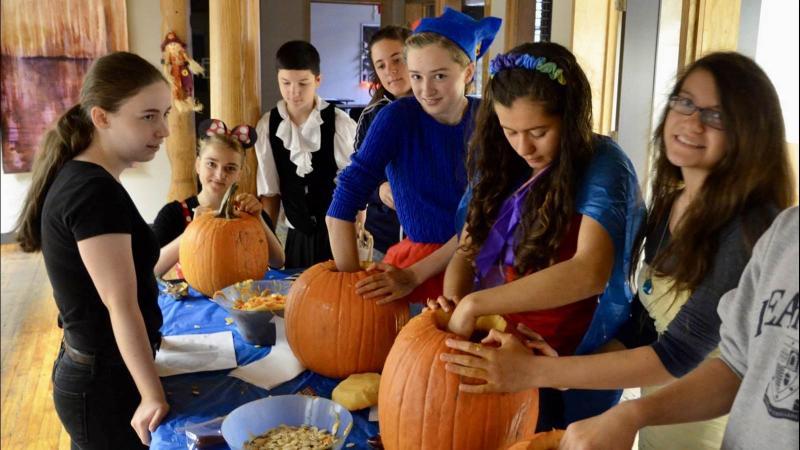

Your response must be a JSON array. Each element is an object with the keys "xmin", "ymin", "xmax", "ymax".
[{"xmin": 221, "ymin": 395, "xmax": 353, "ymax": 450}]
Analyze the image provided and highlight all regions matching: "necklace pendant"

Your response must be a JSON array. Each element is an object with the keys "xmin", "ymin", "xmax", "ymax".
[{"xmin": 643, "ymin": 278, "xmax": 653, "ymax": 295}]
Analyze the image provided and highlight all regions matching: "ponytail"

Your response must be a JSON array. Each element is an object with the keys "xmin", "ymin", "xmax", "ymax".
[
  {"xmin": 16, "ymin": 104, "xmax": 93, "ymax": 251},
  {"xmin": 15, "ymin": 51, "xmax": 166, "ymax": 252}
]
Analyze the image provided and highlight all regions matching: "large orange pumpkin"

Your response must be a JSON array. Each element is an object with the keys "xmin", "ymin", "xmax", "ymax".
[
  {"xmin": 379, "ymin": 310, "xmax": 539, "ymax": 450},
  {"xmin": 505, "ymin": 430, "xmax": 565, "ymax": 450},
  {"xmin": 179, "ymin": 183, "xmax": 269, "ymax": 297},
  {"xmin": 285, "ymin": 261, "xmax": 409, "ymax": 378}
]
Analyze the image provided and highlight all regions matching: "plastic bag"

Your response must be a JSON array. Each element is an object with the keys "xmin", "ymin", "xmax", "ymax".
[{"xmin": 180, "ymin": 416, "xmax": 227, "ymax": 450}]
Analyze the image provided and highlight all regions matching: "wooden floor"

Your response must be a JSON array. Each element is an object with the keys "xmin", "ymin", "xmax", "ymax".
[{"xmin": 1, "ymin": 243, "xmax": 71, "ymax": 449}]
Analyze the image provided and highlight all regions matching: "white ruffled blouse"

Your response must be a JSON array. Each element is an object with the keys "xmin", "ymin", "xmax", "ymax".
[{"xmin": 254, "ymin": 96, "xmax": 357, "ymax": 197}]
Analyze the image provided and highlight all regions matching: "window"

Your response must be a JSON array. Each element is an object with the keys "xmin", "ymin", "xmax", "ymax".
[{"xmin": 534, "ymin": 0, "xmax": 553, "ymax": 42}]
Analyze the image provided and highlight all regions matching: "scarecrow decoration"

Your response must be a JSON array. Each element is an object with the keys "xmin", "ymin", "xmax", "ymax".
[{"xmin": 161, "ymin": 31, "xmax": 204, "ymax": 112}]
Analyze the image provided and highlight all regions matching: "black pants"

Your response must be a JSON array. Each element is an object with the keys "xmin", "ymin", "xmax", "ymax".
[
  {"xmin": 284, "ymin": 226, "xmax": 333, "ymax": 269},
  {"xmin": 52, "ymin": 346, "xmax": 147, "ymax": 450}
]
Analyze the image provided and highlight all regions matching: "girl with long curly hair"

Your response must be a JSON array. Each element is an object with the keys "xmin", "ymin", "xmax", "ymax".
[
  {"xmin": 441, "ymin": 51, "xmax": 795, "ymax": 449},
  {"xmin": 430, "ymin": 41, "xmax": 644, "ymax": 429}
]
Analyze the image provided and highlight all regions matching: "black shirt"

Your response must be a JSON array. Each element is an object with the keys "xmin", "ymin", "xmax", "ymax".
[{"xmin": 41, "ymin": 160, "xmax": 162, "ymax": 356}]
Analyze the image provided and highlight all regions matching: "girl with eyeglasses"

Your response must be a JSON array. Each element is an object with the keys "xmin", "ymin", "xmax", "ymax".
[{"xmin": 441, "ymin": 52, "xmax": 795, "ymax": 449}]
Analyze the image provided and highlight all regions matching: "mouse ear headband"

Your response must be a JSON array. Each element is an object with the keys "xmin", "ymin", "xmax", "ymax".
[{"xmin": 197, "ymin": 118, "xmax": 258, "ymax": 149}]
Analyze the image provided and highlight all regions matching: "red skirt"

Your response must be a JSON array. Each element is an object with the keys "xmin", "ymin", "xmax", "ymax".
[
  {"xmin": 501, "ymin": 214, "xmax": 597, "ymax": 356},
  {"xmin": 383, "ymin": 238, "xmax": 445, "ymax": 304},
  {"xmin": 504, "ymin": 295, "xmax": 597, "ymax": 357}
]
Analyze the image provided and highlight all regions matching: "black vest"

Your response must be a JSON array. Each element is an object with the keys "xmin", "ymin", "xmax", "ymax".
[{"xmin": 268, "ymin": 104, "xmax": 337, "ymax": 234}]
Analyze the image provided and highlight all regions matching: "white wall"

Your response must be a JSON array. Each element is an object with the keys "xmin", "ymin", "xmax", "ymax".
[
  {"xmin": 1, "ymin": 0, "xmax": 171, "ymax": 234},
  {"xmin": 261, "ymin": 0, "xmax": 310, "ymax": 111},
  {"xmin": 310, "ymin": 2, "xmax": 379, "ymax": 105},
  {"xmin": 551, "ymin": 0, "xmax": 574, "ymax": 50},
  {"xmin": 119, "ymin": 0, "xmax": 172, "ymax": 224},
  {"xmin": 755, "ymin": 0, "xmax": 800, "ymax": 193}
]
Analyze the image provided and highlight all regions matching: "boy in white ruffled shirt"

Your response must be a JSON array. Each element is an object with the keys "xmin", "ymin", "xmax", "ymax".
[{"xmin": 255, "ymin": 40, "xmax": 357, "ymax": 269}]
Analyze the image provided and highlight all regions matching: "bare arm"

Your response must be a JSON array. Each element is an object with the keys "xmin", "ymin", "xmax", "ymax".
[
  {"xmin": 448, "ymin": 215, "xmax": 614, "ymax": 336},
  {"xmin": 442, "ymin": 224, "xmax": 476, "ymax": 300},
  {"xmin": 443, "ymin": 332, "xmax": 675, "ymax": 392},
  {"xmin": 261, "ymin": 215, "xmax": 285, "ymax": 268},
  {"xmin": 407, "ymin": 234, "xmax": 459, "ymax": 288},
  {"xmin": 77, "ymin": 234, "xmax": 168, "ymax": 445},
  {"xmin": 326, "ymin": 216, "xmax": 361, "ymax": 272},
  {"xmin": 260, "ymin": 195, "xmax": 281, "ymax": 227},
  {"xmin": 236, "ymin": 193, "xmax": 285, "ymax": 268},
  {"xmin": 153, "ymin": 236, "xmax": 180, "ymax": 278},
  {"xmin": 560, "ymin": 358, "xmax": 740, "ymax": 450}
]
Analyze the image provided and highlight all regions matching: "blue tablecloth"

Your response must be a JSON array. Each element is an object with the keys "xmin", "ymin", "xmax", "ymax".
[{"xmin": 151, "ymin": 270, "xmax": 379, "ymax": 450}]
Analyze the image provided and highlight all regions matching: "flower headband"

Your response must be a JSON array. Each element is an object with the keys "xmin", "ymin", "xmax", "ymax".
[
  {"xmin": 489, "ymin": 53, "xmax": 566, "ymax": 85},
  {"xmin": 198, "ymin": 118, "xmax": 257, "ymax": 149}
]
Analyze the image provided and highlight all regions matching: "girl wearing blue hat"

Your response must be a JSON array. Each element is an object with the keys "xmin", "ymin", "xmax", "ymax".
[{"xmin": 326, "ymin": 8, "xmax": 501, "ymax": 305}]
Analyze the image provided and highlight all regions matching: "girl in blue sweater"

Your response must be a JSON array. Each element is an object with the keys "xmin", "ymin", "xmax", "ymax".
[{"xmin": 326, "ymin": 8, "xmax": 500, "ymax": 305}]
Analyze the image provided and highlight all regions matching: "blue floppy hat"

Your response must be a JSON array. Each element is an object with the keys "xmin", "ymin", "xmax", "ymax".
[{"xmin": 413, "ymin": 7, "xmax": 502, "ymax": 62}]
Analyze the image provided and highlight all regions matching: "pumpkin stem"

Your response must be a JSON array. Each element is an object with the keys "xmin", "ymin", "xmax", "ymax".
[{"xmin": 217, "ymin": 182, "xmax": 239, "ymax": 219}]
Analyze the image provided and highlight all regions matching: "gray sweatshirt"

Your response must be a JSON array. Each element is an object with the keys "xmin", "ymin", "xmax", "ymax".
[{"xmin": 718, "ymin": 206, "xmax": 798, "ymax": 450}]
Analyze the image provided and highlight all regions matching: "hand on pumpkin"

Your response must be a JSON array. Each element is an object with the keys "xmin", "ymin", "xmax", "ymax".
[
  {"xmin": 233, "ymin": 193, "xmax": 263, "ymax": 216},
  {"xmin": 441, "ymin": 328, "xmax": 536, "ymax": 393},
  {"xmin": 516, "ymin": 323, "xmax": 559, "ymax": 357},
  {"xmin": 425, "ymin": 295, "xmax": 460, "ymax": 313},
  {"xmin": 130, "ymin": 395, "xmax": 170, "ymax": 445},
  {"xmin": 355, "ymin": 262, "xmax": 419, "ymax": 304},
  {"xmin": 559, "ymin": 402, "xmax": 640, "ymax": 450}
]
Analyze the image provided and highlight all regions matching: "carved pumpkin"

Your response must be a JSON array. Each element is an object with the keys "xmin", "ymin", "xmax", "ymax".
[
  {"xmin": 505, "ymin": 430, "xmax": 565, "ymax": 450},
  {"xmin": 285, "ymin": 261, "xmax": 409, "ymax": 378},
  {"xmin": 379, "ymin": 310, "xmax": 539, "ymax": 450},
  {"xmin": 179, "ymin": 183, "xmax": 269, "ymax": 297}
]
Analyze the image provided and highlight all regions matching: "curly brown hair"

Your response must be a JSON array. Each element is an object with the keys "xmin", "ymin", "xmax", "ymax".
[
  {"xmin": 638, "ymin": 52, "xmax": 795, "ymax": 291},
  {"xmin": 464, "ymin": 42, "xmax": 594, "ymax": 276}
]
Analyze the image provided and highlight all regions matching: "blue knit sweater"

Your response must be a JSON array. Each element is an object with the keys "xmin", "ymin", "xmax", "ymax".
[{"xmin": 328, "ymin": 96, "xmax": 479, "ymax": 243}]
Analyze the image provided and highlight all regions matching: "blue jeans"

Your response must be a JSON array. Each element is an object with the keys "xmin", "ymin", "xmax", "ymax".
[{"xmin": 52, "ymin": 345, "xmax": 148, "ymax": 450}]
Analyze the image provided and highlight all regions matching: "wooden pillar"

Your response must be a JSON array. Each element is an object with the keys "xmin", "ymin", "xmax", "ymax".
[
  {"xmin": 160, "ymin": 0, "xmax": 198, "ymax": 202},
  {"xmin": 435, "ymin": 0, "xmax": 460, "ymax": 15},
  {"xmin": 571, "ymin": 0, "xmax": 622, "ymax": 134},
  {"xmin": 241, "ymin": 0, "xmax": 261, "ymax": 195},
  {"xmin": 381, "ymin": 0, "xmax": 406, "ymax": 27},
  {"xmin": 679, "ymin": 0, "xmax": 741, "ymax": 70},
  {"xmin": 209, "ymin": 0, "xmax": 261, "ymax": 195},
  {"xmin": 504, "ymin": 0, "xmax": 535, "ymax": 51}
]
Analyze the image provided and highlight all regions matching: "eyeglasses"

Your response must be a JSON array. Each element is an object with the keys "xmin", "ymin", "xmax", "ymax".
[{"xmin": 668, "ymin": 95, "xmax": 725, "ymax": 130}]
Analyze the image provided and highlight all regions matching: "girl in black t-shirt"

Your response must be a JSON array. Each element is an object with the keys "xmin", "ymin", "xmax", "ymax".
[
  {"xmin": 16, "ymin": 52, "xmax": 174, "ymax": 448},
  {"xmin": 152, "ymin": 120, "xmax": 285, "ymax": 278}
]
